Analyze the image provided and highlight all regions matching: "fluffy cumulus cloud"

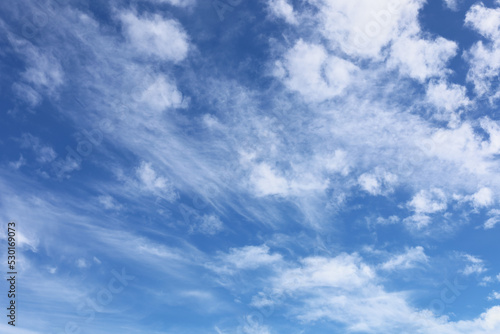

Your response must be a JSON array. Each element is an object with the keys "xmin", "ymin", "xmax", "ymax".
[
  {"xmin": 211, "ymin": 245, "xmax": 283, "ymax": 273},
  {"xmin": 303, "ymin": 0, "xmax": 459, "ymax": 84},
  {"xmin": 390, "ymin": 34, "xmax": 457, "ymax": 81},
  {"xmin": 274, "ymin": 40, "xmax": 358, "ymax": 102},
  {"xmin": 307, "ymin": 0, "xmax": 424, "ymax": 58},
  {"xmin": 119, "ymin": 10, "xmax": 190, "ymax": 62},
  {"xmin": 489, "ymin": 291, "xmax": 500, "ymax": 300},
  {"xmin": 470, "ymin": 187, "xmax": 495, "ymax": 208},
  {"xmin": 358, "ymin": 169, "xmax": 398, "ymax": 195},
  {"xmin": 425, "ymin": 80, "xmax": 470, "ymax": 124},
  {"xmin": 465, "ymin": 3, "xmax": 500, "ymax": 97},
  {"xmin": 267, "ymin": 0, "xmax": 298, "ymax": 24},
  {"xmin": 443, "ymin": 0, "xmax": 460, "ymax": 11},
  {"xmin": 273, "ymin": 253, "xmax": 375, "ymax": 292},
  {"xmin": 421, "ymin": 119, "xmax": 500, "ymax": 176},
  {"xmin": 136, "ymin": 161, "xmax": 177, "ymax": 200},
  {"xmin": 408, "ymin": 188, "xmax": 447, "ymax": 214},
  {"xmin": 245, "ymin": 157, "xmax": 329, "ymax": 199},
  {"xmin": 138, "ymin": 74, "xmax": 185, "ymax": 111},
  {"xmin": 245, "ymin": 251, "xmax": 500, "ymax": 334},
  {"xmin": 249, "ymin": 162, "xmax": 290, "ymax": 197},
  {"xmin": 404, "ymin": 189, "xmax": 448, "ymax": 229}
]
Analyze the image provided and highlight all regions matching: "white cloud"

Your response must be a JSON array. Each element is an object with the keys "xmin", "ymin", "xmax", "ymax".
[
  {"xmin": 465, "ymin": 3, "xmax": 500, "ymax": 97},
  {"xmin": 358, "ymin": 169, "xmax": 398, "ymax": 196},
  {"xmin": 246, "ymin": 159, "xmax": 329, "ymax": 199},
  {"xmin": 137, "ymin": 75, "xmax": 186, "ymax": 111},
  {"xmin": 461, "ymin": 254, "xmax": 486, "ymax": 276},
  {"xmin": 9, "ymin": 155, "xmax": 26, "ymax": 170},
  {"xmin": 470, "ymin": 187, "xmax": 494, "ymax": 208},
  {"xmin": 305, "ymin": 0, "xmax": 457, "ymax": 81},
  {"xmin": 308, "ymin": 0, "xmax": 425, "ymax": 59},
  {"xmin": 98, "ymin": 195, "xmax": 122, "ymax": 210},
  {"xmin": 389, "ymin": 34, "xmax": 457, "ymax": 82},
  {"xmin": 481, "ymin": 276, "xmax": 494, "ymax": 286},
  {"xmin": 76, "ymin": 258, "xmax": 89, "ymax": 268},
  {"xmin": 216, "ymin": 245, "xmax": 283, "ymax": 271},
  {"xmin": 262, "ymin": 252, "xmax": 500, "ymax": 333},
  {"xmin": 6, "ymin": 37, "xmax": 64, "ymax": 102},
  {"xmin": 250, "ymin": 292, "xmax": 277, "ymax": 308},
  {"xmin": 358, "ymin": 173, "xmax": 381, "ymax": 195},
  {"xmin": 443, "ymin": 0, "xmax": 460, "ymax": 11},
  {"xmin": 196, "ymin": 214, "xmax": 224, "ymax": 235},
  {"xmin": 404, "ymin": 189, "xmax": 448, "ymax": 230},
  {"xmin": 321, "ymin": 149, "xmax": 351, "ymax": 176},
  {"xmin": 273, "ymin": 253, "xmax": 374, "ymax": 292},
  {"xmin": 50, "ymin": 156, "xmax": 81, "ymax": 179},
  {"xmin": 4, "ymin": 1, "xmax": 500, "ymax": 332},
  {"xmin": 408, "ymin": 188, "xmax": 447, "ymax": 214},
  {"xmin": 421, "ymin": 119, "xmax": 500, "ymax": 175},
  {"xmin": 425, "ymin": 80, "xmax": 470, "ymax": 124},
  {"xmin": 119, "ymin": 11, "xmax": 189, "ymax": 62},
  {"xmin": 263, "ymin": 253, "xmax": 417, "ymax": 331},
  {"xmin": 12, "ymin": 82, "xmax": 42, "ymax": 108},
  {"xmin": 456, "ymin": 187, "xmax": 496, "ymax": 209},
  {"xmin": 380, "ymin": 246, "xmax": 428, "ymax": 271},
  {"xmin": 466, "ymin": 3, "xmax": 500, "ymax": 41},
  {"xmin": 488, "ymin": 291, "xmax": 500, "ymax": 300},
  {"xmin": 375, "ymin": 215, "xmax": 400, "ymax": 225},
  {"xmin": 17, "ymin": 230, "xmax": 39, "ymax": 253},
  {"xmin": 250, "ymin": 162, "xmax": 290, "ymax": 197},
  {"xmin": 274, "ymin": 40, "xmax": 358, "ymax": 102},
  {"xmin": 484, "ymin": 209, "xmax": 500, "ymax": 229},
  {"xmin": 453, "ymin": 306, "xmax": 500, "ymax": 332},
  {"xmin": 20, "ymin": 134, "xmax": 57, "ymax": 164},
  {"xmin": 20, "ymin": 52, "xmax": 64, "ymax": 93},
  {"xmin": 268, "ymin": 0, "xmax": 298, "ymax": 24},
  {"xmin": 136, "ymin": 161, "xmax": 177, "ymax": 200},
  {"xmin": 136, "ymin": 162, "xmax": 168, "ymax": 190},
  {"xmin": 465, "ymin": 41, "xmax": 500, "ymax": 97},
  {"xmin": 403, "ymin": 214, "xmax": 432, "ymax": 229}
]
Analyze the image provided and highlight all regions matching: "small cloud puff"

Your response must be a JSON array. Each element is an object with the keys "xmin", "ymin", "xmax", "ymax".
[
  {"xmin": 98, "ymin": 195, "xmax": 122, "ymax": 210},
  {"xmin": 76, "ymin": 258, "xmax": 89, "ymax": 268},
  {"xmin": 408, "ymin": 188, "xmax": 447, "ymax": 214},
  {"xmin": 461, "ymin": 254, "xmax": 487, "ymax": 276},
  {"xmin": 119, "ymin": 10, "xmax": 190, "ymax": 62},
  {"xmin": 275, "ymin": 40, "xmax": 358, "ymax": 102},
  {"xmin": 136, "ymin": 161, "xmax": 177, "ymax": 201},
  {"xmin": 267, "ymin": 0, "xmax": 298, "ymax": 25},
  {"xmin": 358, "ymin": 169, "xmax": 398, "ymax": 196},
  {"xmin": 190, "ymin": 214, "xmax": 224, "ymax": 236}
]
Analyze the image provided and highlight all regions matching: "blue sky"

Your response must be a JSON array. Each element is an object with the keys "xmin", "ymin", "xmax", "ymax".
[{"xmin": 2, "ymin": 0, "xmax": 500, "ymax": 333}]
